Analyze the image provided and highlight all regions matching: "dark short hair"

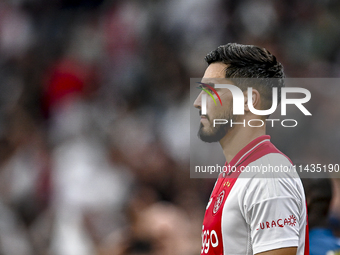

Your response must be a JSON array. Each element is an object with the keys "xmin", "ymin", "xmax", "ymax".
[{"xmin": 205, "ymin": 43, "xmax": 284, "ymax": 110}]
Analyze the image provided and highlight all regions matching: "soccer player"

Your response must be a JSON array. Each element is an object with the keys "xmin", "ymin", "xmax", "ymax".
[{"xmin": 194, "ymin": 43, "xmax": 309, "ymax": 255}]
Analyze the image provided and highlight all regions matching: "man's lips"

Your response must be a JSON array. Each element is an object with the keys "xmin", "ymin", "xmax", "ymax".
[
  {"xmin": 199, "ymin": 111, "xmax": 209, "ymax": 120},
  {"xmin": 200, "ymin": 115, "xmax": 209, "ymax": 121}
]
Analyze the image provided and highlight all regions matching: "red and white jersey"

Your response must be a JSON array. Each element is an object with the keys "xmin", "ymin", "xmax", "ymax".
[{"xmin": 201, "ymin": 135, "xmax": 309, "ymax": 255}]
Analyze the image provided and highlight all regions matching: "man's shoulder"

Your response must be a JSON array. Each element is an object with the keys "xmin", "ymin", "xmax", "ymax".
[
  {"xmin": 233, "ymin": 136, "xmax": 298, "ymax": 179},
  {"xmin": 242, "ymin": 138, "xmax": 293, "ymax": 167},
  {"xmin": 240, "ymin": 152, "xmax": 299, "ymax": 179},
  {"xmin": 240, "ymin": 139, "xmax": 296, "ymax": 176},
  {"xmin": 257, "ymin": 140, "xmax": 292, "ymax": 163},
  {"xmin": 251, "ymin": 152, "xmax": 292, "ymax": 167},
  {"xmin": 237, "ymin": 146, "xmax": 302, "ymax": 196}
]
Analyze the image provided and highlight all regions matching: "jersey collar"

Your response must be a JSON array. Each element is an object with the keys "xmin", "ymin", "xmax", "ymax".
[{"xmin": 227, "ymin": 135, "xmax": 271, "ymax": 168}]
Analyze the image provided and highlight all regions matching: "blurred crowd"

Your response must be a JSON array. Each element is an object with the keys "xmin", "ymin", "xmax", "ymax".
[{"xmin": 0, "ymin": 0, "xmax": 340, "ymax": 254}]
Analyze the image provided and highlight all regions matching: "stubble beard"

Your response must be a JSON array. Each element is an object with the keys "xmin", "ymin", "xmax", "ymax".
[{"xmin": 198, "ymin": 108, "xmax": 235, "ymax": 143}]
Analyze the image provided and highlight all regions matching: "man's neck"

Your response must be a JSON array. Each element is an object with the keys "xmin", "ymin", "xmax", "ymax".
[{"xmin": 219, "ymin": 119, "xmax": 266, "ymax": 163}]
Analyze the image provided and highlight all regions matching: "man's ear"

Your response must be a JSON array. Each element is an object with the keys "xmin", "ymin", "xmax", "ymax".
[{"xmin": 244, "ymin": 88, "xmax": 261, "ymax": 112}]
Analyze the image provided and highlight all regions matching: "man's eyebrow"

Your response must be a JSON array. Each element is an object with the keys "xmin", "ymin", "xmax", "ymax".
[
  {"xmin": 205, "ymin": 82, "xmax": 215, "ymax": 88},
  {"xmin": 197, "ymin": 82, "xmax": 215, "ymax": 88},
  {"xmin": 197, "ymin": 82, "xmax": 223, "ymax": 106}
]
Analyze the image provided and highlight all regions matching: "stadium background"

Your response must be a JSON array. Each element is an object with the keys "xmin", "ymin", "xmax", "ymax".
[{"xmin": 0, "ymin": 0, "xmax": 339, "ymax": 254}]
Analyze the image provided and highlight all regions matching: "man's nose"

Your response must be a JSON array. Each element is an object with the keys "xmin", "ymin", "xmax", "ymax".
[{"xmin": 194, "ymin": 92, "xmax": 202, "ymax": 110}]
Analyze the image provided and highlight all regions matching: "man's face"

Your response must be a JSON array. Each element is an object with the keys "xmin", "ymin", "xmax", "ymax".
[{"xmin": 194, "ymin": 62, "xmax": 236, "ymax": 143}]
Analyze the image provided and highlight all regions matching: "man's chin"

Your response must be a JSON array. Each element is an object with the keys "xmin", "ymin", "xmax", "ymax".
[{"xmin": 197, "ymin": 124, "xmax": 228, "ymax": 143}]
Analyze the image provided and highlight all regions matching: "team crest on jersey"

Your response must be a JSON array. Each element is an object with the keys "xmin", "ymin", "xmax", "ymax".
[{"xmin": 213, "ymin": 190, "xmax": 225, "ymax": 214}]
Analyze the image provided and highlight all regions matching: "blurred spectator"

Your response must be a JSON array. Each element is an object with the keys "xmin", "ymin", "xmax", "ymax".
[{"xmin": 303, "ymin": 178, "xmax": 340, "ymax": 255}]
